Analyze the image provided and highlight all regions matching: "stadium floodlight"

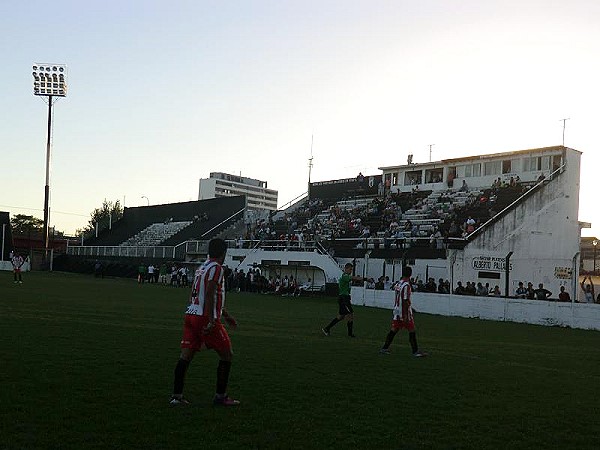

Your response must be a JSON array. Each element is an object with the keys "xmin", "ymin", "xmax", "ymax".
[{"xmin": 32, "ymin": 63, "xmax": 68, "ymax": 259}]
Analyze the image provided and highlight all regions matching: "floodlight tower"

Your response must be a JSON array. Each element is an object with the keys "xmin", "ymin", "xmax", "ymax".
[{"xmin": 32, "ymin": 63, "xmax": 67, "ymax": 258}]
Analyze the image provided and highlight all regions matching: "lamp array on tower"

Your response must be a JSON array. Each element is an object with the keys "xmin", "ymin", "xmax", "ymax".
[{"xmin": 32, "ymin": 64, "xmax": 67, "ymax": 97}]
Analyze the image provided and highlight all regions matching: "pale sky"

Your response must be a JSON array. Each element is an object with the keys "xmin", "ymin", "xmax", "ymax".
[{"xmin": 1, "ymin": 0, "xmax": 599, "ymax": 236}]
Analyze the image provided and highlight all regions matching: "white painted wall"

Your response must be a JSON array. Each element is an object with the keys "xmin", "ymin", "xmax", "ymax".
[
  {"xmin": 351, "ymin": 287, "xmax": 600, "ymax": 331},
  {"xmin": 0, "ymin": 261, "xmax": 30, "ymax": 272},
  {"xmin": 451, "ymin": 148, "xmax": 581, "ymax": 302}
]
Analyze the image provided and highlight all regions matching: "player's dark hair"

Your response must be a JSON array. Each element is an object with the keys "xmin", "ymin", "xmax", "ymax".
[
  {"xmin": 208, "ymin": 238, "xmax": 228, "ymax": 259},
  {"xmin": 402, "ymin": 266, "xmax": 412, "ymax": 278},
  {"xmin": 344, "ymin": 263, "xmax": 353, "ymax": 269}
]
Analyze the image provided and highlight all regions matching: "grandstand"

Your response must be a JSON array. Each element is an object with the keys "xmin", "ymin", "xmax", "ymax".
[
  {"xmin": 57, "ymin": 196, "xmax": 246, "ymax": 276},
  {"xmin": 55, "ymin": 145, "xmax": 585, "ymax": 306}
]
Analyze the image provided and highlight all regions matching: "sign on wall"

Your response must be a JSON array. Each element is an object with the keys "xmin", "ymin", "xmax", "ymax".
[
  {"xmin": 471, "ymin": 255, "xmax": 513, "ymax": 272},
  {"xmin": 554, "ymin": 267, "xmax": 572, "ymax": 279}
]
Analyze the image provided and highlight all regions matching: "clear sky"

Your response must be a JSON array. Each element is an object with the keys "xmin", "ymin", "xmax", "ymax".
[{"xmin": 1, "ymin": 0, "xmax": 599, "ymax": 236}]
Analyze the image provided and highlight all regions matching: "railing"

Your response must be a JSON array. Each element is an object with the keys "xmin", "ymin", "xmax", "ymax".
[
  {"xmin": 200, "ymin": 208, "xmax": 245, "ymax": 238},
  {"xmin": 66, "ymin": 235, "xmax": 447, "ymax": 260},
  {"xmin": 67, "ymin": 245, "xmax": 179, "ymax": 259}
]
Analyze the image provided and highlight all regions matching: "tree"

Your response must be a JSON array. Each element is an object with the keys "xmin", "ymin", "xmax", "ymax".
[
  {"xmin": 10, "ymin": 214, "xmax": 43, "ymax": 234},
  {"xmin": 84, "ymin": 199, "xmax": 124, "ymax": 234}
]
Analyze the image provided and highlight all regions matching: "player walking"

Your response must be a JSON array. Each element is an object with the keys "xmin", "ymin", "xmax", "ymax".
[
  {"xmin": 380, "ymin": 265, "xmax": 427, "ymax": 357},
  {"xmin": 11, "ymin": 252, "xmax": 24, "ymax": 284},
  {"xmin": 170, "ymin": 238, "xmax": 240, "ymax": 406},
  {"xmin": 321, "ymin": 262, "xmax": 369, "ymax": 338}
]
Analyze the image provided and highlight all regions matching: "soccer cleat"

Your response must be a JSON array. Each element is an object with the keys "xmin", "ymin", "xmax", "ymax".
[
  {"xmin": 213, "ymin": 395, "xmax": 240, "ymax": 406},
  {"xmin": 321, "ymin": 328, "xmax": 330, "ymax": 336},
  {"xmin": 413, "ymin": 351, "xmax": 428, "ymax": 358},
  {"xmin": 169, "ymin": 395, "xmax": 190, "ymax": 406},
  {"xmin": 379, "ymin": 348, "xmax": 391, "ymax": 354}
]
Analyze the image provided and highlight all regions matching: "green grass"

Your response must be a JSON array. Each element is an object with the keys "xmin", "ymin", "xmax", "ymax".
[{"xmin": 1, "ymin": 272, "xmax": 599, "ymax": 449}]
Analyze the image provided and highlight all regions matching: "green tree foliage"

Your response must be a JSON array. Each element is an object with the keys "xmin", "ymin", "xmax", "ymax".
[
  {"xmin": 84, "ymin": 200, "xmax": 124, "ymax": 233},
  {"xmin": 10, "ymin": 214, "xmax": 44, "ymax": 234}
]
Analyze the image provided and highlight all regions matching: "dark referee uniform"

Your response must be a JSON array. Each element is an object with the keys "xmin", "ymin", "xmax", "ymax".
[{"xmin": 338, "ymin": 271, "xmax": 354, "ymax": 315}]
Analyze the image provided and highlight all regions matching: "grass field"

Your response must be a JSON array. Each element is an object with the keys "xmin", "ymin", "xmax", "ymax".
[{"xmin": 1, "ymin": 272, "xmax": 599, "ymax": 449}]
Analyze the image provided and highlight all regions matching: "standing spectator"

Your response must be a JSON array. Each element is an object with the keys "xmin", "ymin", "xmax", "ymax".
[
  {"xmin": 558, "ymin": 286, "xmax": 571, "ymax": 302},
  {"xmin": 515, "ymin": 281, "xmax": 527, "ymax": 298},
  {"xmin": 534, "ymin": 283, "xmax": 552, "ymax": 300},
  {"xmin": 159, "ymin": 263, "xmax": 168, "ymax": 284},
  {"xmin": 526, "ymin": 282, "xmax": 536, "ymax": 300},
  {"xmin": 147, "ymin": 264, "xmax": 155, "ymax": 283},
  {"xmin": 491, "ymin": 285, "xmax": 502, "ymax": 296},
  {"xmin": 580, "ymin": 276, "xmax": 594, "ymax": 303},
  {"xmin": 454, "ymin": 281, "xmax": 466, "ymax": 295},
  {"xmin": 138, "ymin": 263, "xmax": 147, "ymax": 284},
  {"xmin": 94, "ymin": 260, "xmax": 103, "ymax": 279},
  {"xmin": 476, "ymin": 282, "xmax": 487, "ymax": 296},
  {"xmin": 170, "ymin": 265, "xmax": 179, "ymax": 287}
]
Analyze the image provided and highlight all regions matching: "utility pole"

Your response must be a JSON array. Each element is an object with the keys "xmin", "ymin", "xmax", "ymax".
[{"xmin": 560, "ymin": 118, "xmax": 570, "ymax": 147}]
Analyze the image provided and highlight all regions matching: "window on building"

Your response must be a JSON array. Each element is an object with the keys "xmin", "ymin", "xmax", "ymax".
[
  {"xmin": 552, "ymin": 154, "xmax": 562, "ymax": 172},
  {"xmin": 425, "ymin": 168, "xmax": 443, "ymax": 183},
  {"xmin": 484, "ymin": 160, "xmax": 501, "ymax": 176},
  {"xmin": 404, "ymin": 170, "xmax": 422, "ymax": 185},
  {"xmin": 502, "ymin": 160, "xmax": 511, "ymax": 174}
]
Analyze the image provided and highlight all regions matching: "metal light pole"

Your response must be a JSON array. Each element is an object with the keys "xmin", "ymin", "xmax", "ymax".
[
  {"xmin": 32, "ymin": 63, "xmax": 67, "ymax": 260},
  {"xmin": 593, "ymin": 239, "xmax": 597, "ymax": 275}
]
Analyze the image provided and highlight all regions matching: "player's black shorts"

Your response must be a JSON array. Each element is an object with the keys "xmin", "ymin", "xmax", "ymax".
[{"xmin": 338, "ymin": 294, "xmax": 353, "ymax": 316}]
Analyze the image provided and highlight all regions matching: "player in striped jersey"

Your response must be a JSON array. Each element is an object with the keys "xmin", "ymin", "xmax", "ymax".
[
  {"xmin": 11, "ymin": 252, "xmax": 25, "ymax": 284},
  {"xmin": 379, "ymin": 266, "xmax": 427, "ymax": 357},
  {"xmin": 170, "ymin": 238, "xmax": 240, "ymax": 406}
]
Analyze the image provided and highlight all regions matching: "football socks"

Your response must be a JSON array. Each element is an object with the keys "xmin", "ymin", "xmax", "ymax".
[
  {"xmin": 216, "ymin": 360, "xmax": 232, "ymax": 396},
  {"xmin": 173, "ymin": 358, "xmax": 190, "ymax": 396}
]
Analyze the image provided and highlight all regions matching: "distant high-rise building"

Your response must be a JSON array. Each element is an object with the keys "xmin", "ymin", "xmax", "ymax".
[{"xmin": 198, "ymin": 172, "xmax": 278, "ymax": 212}]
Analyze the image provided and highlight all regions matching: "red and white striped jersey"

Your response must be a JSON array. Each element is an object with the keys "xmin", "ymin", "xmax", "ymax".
[
  {"xmin": 185, "ymin": 259, "xmax": 225, "ymax": 319},
  {"xmin": 393, "ymin": 278, "xmax": 412, "ymax": 320},
  {"xmin": 11, "ymin": 255, "xmax": 24, "ymax": 269}
]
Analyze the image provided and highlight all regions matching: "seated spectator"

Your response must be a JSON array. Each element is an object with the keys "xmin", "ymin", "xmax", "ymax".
[{"xmin": 459, "ymin": 180, "xmax": 469, "ymax": 192}]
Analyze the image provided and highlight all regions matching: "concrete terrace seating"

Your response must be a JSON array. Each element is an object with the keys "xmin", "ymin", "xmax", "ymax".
[{"xmin": 120, "ymin": 221, "xmax": 192, "ymax": 247}]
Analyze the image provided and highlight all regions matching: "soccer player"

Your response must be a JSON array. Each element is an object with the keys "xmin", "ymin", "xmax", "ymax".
[
  {"xmin": 379, "ymin": 265, "xmax": 427, "ymax": 357},
  {"xmin": 11, "ymin": 252, "xmax": 24, "ymax": 284},
  {"xmin": 321, "ymin": 262, "xmax": 369, "ymax": 338},
  {"xmin": 170, "ymin": 238, "xmax": 240, "ymax": 406}
]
